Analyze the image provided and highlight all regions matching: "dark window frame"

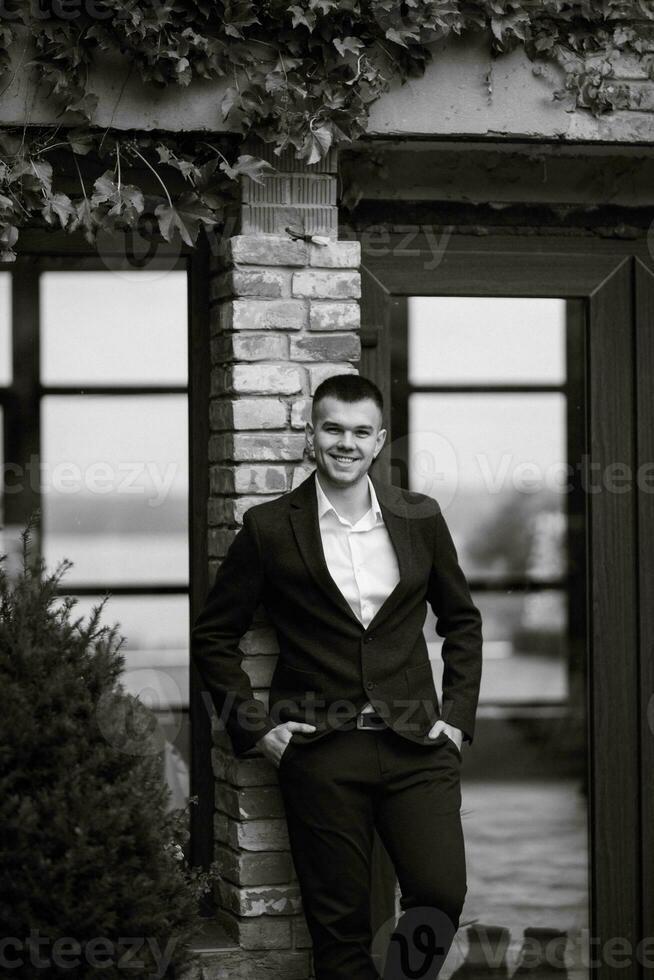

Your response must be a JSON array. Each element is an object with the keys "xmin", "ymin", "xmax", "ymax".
[{"xmin": 1, "ymin": 227, "xmax": 214, "ymax": 889}]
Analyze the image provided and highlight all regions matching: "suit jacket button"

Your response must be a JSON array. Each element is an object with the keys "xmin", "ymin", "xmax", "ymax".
[{"xmin": 366, "ymin": 681, "xmax": 375, "ymax": 690}]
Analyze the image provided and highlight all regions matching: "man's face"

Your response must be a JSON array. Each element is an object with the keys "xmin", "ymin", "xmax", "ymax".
[{"xmin": 307, "ymin": 396, "xmax": 386, "ymax": 488}]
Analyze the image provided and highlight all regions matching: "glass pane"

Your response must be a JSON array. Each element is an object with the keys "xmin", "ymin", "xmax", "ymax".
[
  {"xmin": 427, "ymin": 591, "xmax": 569, "ymax": 704},
  {"xmin": 408, "ymin": 393, "xmax": 567, "ymax": 581},
  {"xmin": 0, "ymin": 272, "xmax": 11, "ymax": 385},
  {"xmin": 41, "ymin": 270, "xmax": 188, "ymax": 385},
  {"xmin": 41, "ymin": 394, "xmax": 188, "ymax": 585},
  {"xmin": 61, "ymin": 593, "xmax": 190, "ymax": 808},
  {"xmin": 408, "ymin": 297, "xmax": 566, "ymax": 385},
  {"xmin": 64, "ymin": 593, "xmax": 189, "ymax": 708}
]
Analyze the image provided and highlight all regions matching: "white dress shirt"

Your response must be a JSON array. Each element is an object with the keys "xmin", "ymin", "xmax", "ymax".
[{"xmin": 315, "ymin": 474, "xmax": 400, "ymax": 713}]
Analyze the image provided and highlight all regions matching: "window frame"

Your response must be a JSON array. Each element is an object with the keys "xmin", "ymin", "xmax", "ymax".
[{"xmin": 0, "ymin": 227, "xmax": 214, "ymax": 881}]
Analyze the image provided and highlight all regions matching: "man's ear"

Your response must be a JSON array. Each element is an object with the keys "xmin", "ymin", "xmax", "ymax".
[{"xmin": 373, "ymin": 427, "xmax": 387, "ymax": 459}]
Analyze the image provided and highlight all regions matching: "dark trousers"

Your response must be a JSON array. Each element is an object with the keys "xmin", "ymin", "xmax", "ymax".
[{"xmin": 277, "ymin": 723, "xmax": 467, "ymax": 980}]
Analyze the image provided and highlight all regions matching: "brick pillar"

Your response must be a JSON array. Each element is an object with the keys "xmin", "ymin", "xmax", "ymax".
[{"xmin": 205, "ymin": 144, "xmax": 361, "ymax": 978}]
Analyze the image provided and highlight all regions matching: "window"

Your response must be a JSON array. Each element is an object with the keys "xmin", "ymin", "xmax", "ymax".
[
  {"xmin": 0, "ymin": 258, "xmax": 190, "ymax": 810},
  {"xmin": 402, "ymin": 297, "xmax": 584, "ymax": 712}
]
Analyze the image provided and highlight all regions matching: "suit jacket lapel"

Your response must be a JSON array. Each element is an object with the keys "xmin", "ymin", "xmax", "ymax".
[
  {"xmin": 366, "ymin": 477, "xmax": 413, "ymax": 632},
  {"xmin": 288, "ymin": 471, "xmax": 414, "ymax": 632}
]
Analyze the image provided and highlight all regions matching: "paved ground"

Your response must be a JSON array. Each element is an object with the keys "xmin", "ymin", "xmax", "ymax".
[{"xmin": 435, "ymin": 779, "xmax": 589, "ymax": 979}]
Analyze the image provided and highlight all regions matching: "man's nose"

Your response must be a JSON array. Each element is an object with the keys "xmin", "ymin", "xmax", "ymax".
[{"xmin": 337, "ymin": 432, "xmax": 355, "ymax": 450}]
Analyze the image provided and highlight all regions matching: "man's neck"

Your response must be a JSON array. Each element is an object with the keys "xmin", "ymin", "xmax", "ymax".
[{"xmin": 316, "ymin": 471, "xmax": 372, "ymax": 524}]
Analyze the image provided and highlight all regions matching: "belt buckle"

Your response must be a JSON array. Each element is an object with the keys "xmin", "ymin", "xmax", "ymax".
[{"xmin": 357, "ymin": 710, "xmax": 384, "ymax": 730}]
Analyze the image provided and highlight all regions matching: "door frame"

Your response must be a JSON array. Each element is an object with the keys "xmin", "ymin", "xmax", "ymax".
[{"xmin": 361, "ymin": 233, "xmax": 653, "ymax": 978}]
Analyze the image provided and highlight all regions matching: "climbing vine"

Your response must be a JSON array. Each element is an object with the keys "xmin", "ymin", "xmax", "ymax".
[{"xmin": 0, "ymin": 0, "xmax": 653, "ymax": 260}]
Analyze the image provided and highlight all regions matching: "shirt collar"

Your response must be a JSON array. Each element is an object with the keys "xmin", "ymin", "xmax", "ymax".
[{"xmin": 315, "ymin": 472, "xmax": 383, "ymax": 524}]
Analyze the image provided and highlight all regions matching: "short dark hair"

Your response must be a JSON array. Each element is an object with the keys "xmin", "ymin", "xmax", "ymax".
[{"xmin": 311, "ymin": 374, "xmax": 384, "ymax": 422}]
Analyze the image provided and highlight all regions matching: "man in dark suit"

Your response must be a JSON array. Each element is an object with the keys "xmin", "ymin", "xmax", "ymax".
[{"xmin": 192, "ymin": 374, "xmax": 483, "ymax": 980}]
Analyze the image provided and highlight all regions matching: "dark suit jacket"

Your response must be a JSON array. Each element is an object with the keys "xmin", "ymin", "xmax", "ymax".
[{"xmin": 191, "ymin": 471, "xmax": 483, "ymax": 757}]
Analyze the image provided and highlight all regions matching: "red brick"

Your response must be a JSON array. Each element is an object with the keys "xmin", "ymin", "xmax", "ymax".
[
  {"xmin": 309, "ymin": 300, "xmax": 360, "ymax": 331},
  {"xmin": 289, "ymin": 333, "xmax": 361, "ymax": 363},
  {"xmin": 307, "ymin": 363, "xmax": 357, "ymax": 394},
  {"xmin": 212, "ymin": 747, "xmax": 278, "ymax": 787},
  {"xmin": 216, "ymin": 909, "xmax": 293, "ymax": 950},
  {"xmin": 228, "ymin": 235, "xmax": 308, "ymax": 266},
  {"xmin": 290, "ymin": 398, "xmax": 312, "ymax": 429},
  {"xmin": 232, "ymin": 433, "xmax": 306, "ymax": 462},
  {"xmin": 241, "ymin": 655, "xmax": 276, "ymax": 688},
  {"xmin": 241, "ymin": 627, "xmax": 280, "ymax": 656},
  {"xmin": 229, "ymin": 364, "xmax": 303, "ymax": 395},
  {"xmin": 308, "ymin": 241, "xmax": 360, "ymax": 268},
  {"xmin": 214, "ymin": 299, "xmax": 307, "ymax": 333},
  {"xmin": 232, "ymin": 465, "xmax": 289, "ymax": 494},
  {"xmin": 216, "ymin": 783, "xmax": 286, "ymax": 821},
  {"xmin": 211, "ymin": 334, "xmax": 289, "ymax": 364},
  {"xmin": 218, "ymin": 880, "xmax": 303, "ymax": 917},
  {"xmin": 292, "ymin": 270, "xmax": 360, "ymax": 299},
  {"xmin": 212, "ymin": 269, "xmax": 289, "ymax": 300}
]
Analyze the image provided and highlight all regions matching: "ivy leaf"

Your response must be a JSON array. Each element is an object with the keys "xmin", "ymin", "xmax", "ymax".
[
  {"xmin": 65, "ymin": 91, "xmax": 99, "ymax": 119},
  {"xmin": 91, "ymin": 171, "xmax": 145, "ymax": 220},
  {"xmin": 154, "ymin": 192, "xmax": 218, "ymax": 247},
  {"xmin": 0, "ymin": 223, "xmax": 18, "ymax": 248},
  {"xmin": 68, "ymin": 198, "xmax": 99, "ymax": 245},
  {"xmin": 0, "ymin": 220, "xmax": 18, "ymax": 261},
  {"xmin": 11, "ymin": 158, "xmax": 53, "ymax": 196},
  {"xmin": 299, "ymin": 125, "xmax": 333, "ymax": 165},
  {"xmin": 42, "ymin": 192, "xmax": 77, "ymax": 229},
  {"xmin": 288, "ymin": 5, "xmax": 316, "ymax": 30},
  {"xmin": 155, "ymin": 144, "xmax": 199, "ymax": 180},
  {"xmin": 333, "ymin": 36, "xmax": 364, "ymax": 57},
  {"xmin": 385, "ymin": 26, "xmax": 419, "ymax": 47},
  {"xmin": 219, "ymin": 154, "xmax": 274, "ymax": 184},
  {"xmin": 66, "ymin": 128, "xmax": 95, "ymax": 155}
]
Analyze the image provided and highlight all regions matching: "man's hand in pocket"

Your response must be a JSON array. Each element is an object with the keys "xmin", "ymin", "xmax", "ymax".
[
  {"xmin": 426, "ymin": 721, "xmax": 463, "ymax": 752},
  {"xmin": 257, "ymin": 721, "xmax": 317, "ymax": 768}
]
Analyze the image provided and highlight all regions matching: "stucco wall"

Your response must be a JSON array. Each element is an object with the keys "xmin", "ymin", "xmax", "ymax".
[{"xmin": 1, "ymin": 28, "xmax": 653, "ymax": 143}]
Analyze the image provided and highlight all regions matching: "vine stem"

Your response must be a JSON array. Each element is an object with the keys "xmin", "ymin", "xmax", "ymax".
[
  {"xmin": 29, "ymin": 159, "xmax": 48, "ymax": 200},
  {"xmin": 131, "ymin": 146, "xmax": 173, "ymax": 207},
  {"xmin": 201, "ymin": 141, "xmax": 231, "ymax": 168},
  {"xmin": 72, "ymin": 152, "xmax": 89, "ymax": 206}
]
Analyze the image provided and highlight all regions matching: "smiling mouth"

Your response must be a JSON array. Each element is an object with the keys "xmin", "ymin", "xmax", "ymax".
[{"xmin": 331, "ymin": 455, "xmax": 359, "ymax": 465}]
